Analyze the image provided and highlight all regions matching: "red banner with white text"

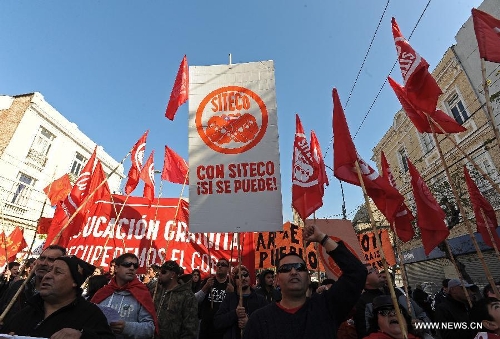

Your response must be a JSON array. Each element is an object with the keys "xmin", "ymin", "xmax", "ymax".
[{"xmin": 67, "ymin": 195, "xmax": 254, "ymax": 276}]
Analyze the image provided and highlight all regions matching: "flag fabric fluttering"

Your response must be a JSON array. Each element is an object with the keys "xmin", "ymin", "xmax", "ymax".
[
  {"xmin": 43, "ymin": 174, "xmax": 72, "ymax": 206},
  {"xmin": 161, "ymin": 145, "xmax": 189, "ymax": 184},
  {"xmin": 310, "ymin": 130, "xmax": 329, "ymax": 196},
  {"xmin": 292, "ymin": 114, "xmax": 323, "ymax": 220},
  {"xmin": 392, "ymin": 17, "xmax": 442, "ymax": 114},
  {"xmin": 388, "ymin": 77, "xmax": 466, "ymax": 134},
  {"xmin": 37, "ymin": 217, "xmax": 53, "ymax": 234},
  {"xmin": 165, "ymin": 55, "xmax": 189, "ymax": 121},
  {"xmin": 407, "ymin": 159, "xmax": 449, "ymax": 255},
  {"xmin": 83, "ymin": 160, "xmax": 111, "ymax": 218},
  {"xmin": 380, "ymin": 151, "xmax": 415, "ymax": 242},
  {"xmin": 0, "ymin": 228, "xmax": 28, "ymax": 266},
  {"xmin": 125, "ymin": 130, "xmax": 149, "ymax": 195},
  {"xmin": 464, "ymin": 166, "xmax": 500, "ymax": 249},
  {"xmin": 332, "ymin": 88, "xmax": 403, "ymax": 223},
  {"xmin": 472, "ymin": 8, "xmax": 500, "ymax": 63},
  {"xmin": 140, "ymin": 151, "xmax": 155, "ymax": 203}
]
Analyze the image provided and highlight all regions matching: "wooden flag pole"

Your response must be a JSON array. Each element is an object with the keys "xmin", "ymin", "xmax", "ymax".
[
  {"xmin": 428, "ymin": 116, "xmax": 500, "ymax": 302},
  {"xmin": 391, "ymin": 226, "xmax": 412, "ymax": 314},
  {"xmin": 428, "ymin": 115, "xmax": 500, "ymax": 196},
  {"xmin": 354, "ymin": 161, "xmax": 408, "ymax": 339},
  {"xmin": 237, "ymin": 231, "xmax": 244, "ymax": 338},
  {"xmin": 0, "ymin": 268, "xmax": 35, "ymax": 323},
  {"xmin": 480, "ymin": 58, "xmax": 500, "ymax": 153},
  {"xmin": 479, "ymin": 208, "xmax": 500, "ymax": 262},
  {"xmin": 443, "ymin": 240, "xmax": 472, "ymax": 307},
  {"xmin": 314, "ymin": 212, "xmax": 321, "ymax": 282},
  {"xmin": 145, "ymin": 176, "xmax": 164, "ymax": 268}
]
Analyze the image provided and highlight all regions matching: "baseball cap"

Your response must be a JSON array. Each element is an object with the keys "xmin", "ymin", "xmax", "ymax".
[
  {"xmin": 447, "ymin": 278, "xmax": 475, "ymax": 289},
  {"xmin": 372, "ymin": 295, "xmax": 394, "ymax": 311}
]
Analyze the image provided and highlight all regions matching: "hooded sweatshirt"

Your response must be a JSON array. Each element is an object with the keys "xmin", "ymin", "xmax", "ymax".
[{"xmin": 153, "ymin": 279, "xmax": 198, "ymax": 339}]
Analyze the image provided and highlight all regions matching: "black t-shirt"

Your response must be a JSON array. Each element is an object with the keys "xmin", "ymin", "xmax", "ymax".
[{"xmin": 199, "ymin": 277, "xmax": 229, "ymax": 339}]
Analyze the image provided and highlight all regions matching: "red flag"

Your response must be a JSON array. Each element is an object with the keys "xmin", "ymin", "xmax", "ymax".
[
  {"xmin": 464, "ymin": 166, "xmax": 500, "ymax": 249},
  {"xmin": 45, "ymin": 202, "xmax": 71, "ymax": 247},
  {"xmin": 37, "ymin": 217, "xmax": 53, "ymax": 234},
  {"xmin": 83, "ymin": 160, "xmax": 111, "ymax": 218},
  {"xmin": 125, "ymin": 130, "xmax": 149, "ymax": 195},
  {"xmin": 43, "ymin": 174, "xmax": 72, "ymax": 206},
  {"xmin": 472, "ymin": 8, "xmax": 500, "ymax": 63},
  {"xmin": 332, "ymin": 88, "xmax": 403, "ymax": 223},
  {"xmin": 292, "ymin": 114, "xmax": 323, "ymax": 220},
  {"xmin": 165, "ymin": 55, "xmax": 189, "ymax": 120},
  {"xmin": 310, "ymin": 130, "xmax": 329, "ymax": 196},
  {"xmin": 380, "ymin": 151, "xmax": 415, "ymax": 242},
  {"xmin": 4, "ymin": 228, "xmax": 28, "ymax": 262},
  {"xmin": 407, "ymin": 159, "xmax": 449, "ymax": 255},
  {"xmin": 388, "ymin": 77, "xmax": 466, "ymax": 134},
  {"xmin": 140, "ymin": 151, "xmax": 155, "ymax": 203},
  {"xmin": 161, "ymin": 145, "xmax": 189, "ymax": 184},
  {"xmin": 392, "ymin": 17, "xmax": 442, "ymax": 114}
]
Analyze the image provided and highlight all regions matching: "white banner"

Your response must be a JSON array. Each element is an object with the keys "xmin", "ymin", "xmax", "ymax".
[{"xmin": 188, "ymin": 60, "xmax": 282, "ymax": 233}]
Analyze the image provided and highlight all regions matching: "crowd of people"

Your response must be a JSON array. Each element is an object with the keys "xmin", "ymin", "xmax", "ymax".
[{"xmin": 0, "ymin": 224, "xmax": 496, "ymax": 339}]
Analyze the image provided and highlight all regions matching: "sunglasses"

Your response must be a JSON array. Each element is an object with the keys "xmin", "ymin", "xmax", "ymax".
[
  {"xmin": 378, "ymin": 308, "xmax": 400, "ymax": 317},
  {"xmin": 277, "ymin": 262, "xmax": 308, "ymax": 273},
  {"xmin": 120, "ymin": 262, "xmax": 139, "ymax": 269},
  {"xmin": 216, "ymin": 262, "xmax": 229, "ymax": 267},
  {"xmin": 234, "ymin": 272, "xmax": 249, "ymax": 279}
]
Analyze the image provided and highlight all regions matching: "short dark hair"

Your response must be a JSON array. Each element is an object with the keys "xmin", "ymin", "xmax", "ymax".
[
  {"xmin": 45, "ymin": 244, "xmax": 67, "ymax": 256},
  {"xmin": 470, "ymin": 297, "xmax": 499, "ymax": 330},
  {"xmin": 7, "ymin": 262, "xmax": 20, "ymax": 270},
  {"xmin": 321, "ymin": 278, "xmax": 336, "ymax": 286},
  {"xmin": 442, "ymin": 278, "xmax": 450, "ymax": 288},
  {"xmin": 277, "ymin": 252, "xmax": 306, "ymax": 268},
  {"xmin": 483, "ymin": 284, "xmax": 499, "ymax": 299},
  {"xmin": 115, "ymin": 253, "xmax": 139, "ymax": 266},
  {"xmin": 217, "ymin": 257, "xmax": 229, "ymax": 264}
]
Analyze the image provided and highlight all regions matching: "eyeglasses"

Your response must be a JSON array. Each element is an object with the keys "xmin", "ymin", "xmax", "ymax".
[
  {"xmin": 216, "ymin": 262, "xmax": 229, "ymax": 267},
  {"xmin": 277, "ymin": 262, "xmax": 308, "ymax": 273},
  {"xmin": 234, "ymin": 272, "xmax": 249, "ymax": 279},
  {"xmin": 120, "ymin": 262, "xmax": 139, "ymax": 269},
  {"xmin": 378, "ymin": 308, "xmax": 400, "ymax": 317}
]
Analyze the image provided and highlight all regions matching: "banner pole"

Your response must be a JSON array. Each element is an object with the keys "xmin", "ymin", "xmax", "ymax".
[
  {"xmin": 354, "ymin": 161, "xmax": 408, "ymax": 339},
  {"xmin": 428, "ymin": 115, "xmax": 500, "ymax": 303},
  {"xmin": 479, "ymin": 208, "xmax": 500, "ymax": 262},
  {"xmin": 391, "ymin": 226, "xmax": 412, "ymax": 313}
]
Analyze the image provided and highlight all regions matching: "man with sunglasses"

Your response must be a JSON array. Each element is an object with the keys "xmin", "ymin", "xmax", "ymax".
[
  {"xmin": 214, "ymin": 265, "xmax": 267, "ymax": 339},
  {"xmin": 242, "ymin": 224, "xmax": 366, "ymax": 339},
  {"xmin": 153, "ymin": 260, "xmax": 198, "ymax": 339},
  {"xmin": 196, "ymin": 258, "xmax": 235, "ymax": 339},
  {"xmin": 91, "ymin": 253, "xmax": 158, "ymax": 339},
  {"xmin": 0, "ymin": 244, "xmax": 66, "ymax": 324}
]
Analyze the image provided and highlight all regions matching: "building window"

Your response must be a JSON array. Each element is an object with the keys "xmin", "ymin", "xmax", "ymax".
[
  {"xmin": 70, "ymin": 152, "xmax": 87, "ymax": 176},
  {"xmin": 26, "ymin": 126, "xmax": 55, "ymax": 169},
  {"xmin": 447, "ymin": 93, "xmax": 469, "ymax": 125},
  {"xmin": 420, "ymin": 133, "xmax": 434, "ymax": 154},
  {"xmin": 11, "ymin": 173, "xmax": 35, "ymax": 206},
  {"xmin": 398, "ymin": 148, "xmax": 409, "ymax": 172}
]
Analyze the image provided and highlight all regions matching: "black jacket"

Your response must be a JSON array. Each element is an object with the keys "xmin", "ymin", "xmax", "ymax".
[
  {"xmin": 214, "ymin": 289, "xmax": 267, "ymax": 339},
  {"xmin": 434, "ymin": 295, "xmax": 475, "ymax": 339},
  {"xmin": 2, "ymin": 294, "xmax": 114, "ymax": 339}
]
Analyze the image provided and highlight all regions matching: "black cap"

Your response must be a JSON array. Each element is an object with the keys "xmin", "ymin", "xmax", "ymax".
[
  {"xmin": 372, "ymin": 295, "xmax": 394, "ymax": 311},
  {"xmin": 161, "ymin": 260, "xmax": 181, "ymax": 275},
  {"xmin": 55, "ymin": 255, "xmax": 95, "ymax": 287}
]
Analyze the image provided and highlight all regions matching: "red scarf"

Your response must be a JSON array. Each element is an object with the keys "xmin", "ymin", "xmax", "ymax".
[{"xmin": 91, "ymin": 277, "xmax": 159, "ymax": 334}]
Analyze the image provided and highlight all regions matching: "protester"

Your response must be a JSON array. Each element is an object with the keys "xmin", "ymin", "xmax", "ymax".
[
  {"xmin": 0, "ymin": 261, "xmax": 20, "ymax": 297},
  {"xmin": 196, "ymin": 257, "xmax": 234, "ymax": 339},
  {"xmin": 192, "ymin": 268, "xmax": 202, "ymax": 294},
  {"xmin": 0, "ymin": 244, "xmax": 66, "ymax": 324},
  {"xmin": 242, "ymin": 224, "xmax": 367, "ymax": 339},
  {"xmin": 91, "ymin": 253, "xmax": 157, "ymax": 339},
  {"xmin": 20, "ymin": 257, "xmax": 37, "ymax": 279},
  {"xmin": 432, "ymin": 279, "xmax": 450, "ymax": 309},
  {"xmin": 144, "ymin": 264, "xmax": 159, "ymax": 292},
  {"xmin": 363, "ymin": 295, "xmax": 427, "ymax": 339},
  {"xmin": 355, "ymin": 265, "xmax": 385, "ymax": 339},
  {"xmin": 470, "ymin": 297, "xmax": 500, "ymax": 338},
  {"xmin": 214, "ymin": 265, "xmax": 267, "ymax": 339},
  {"xmin": 85, "ymin": 274, "xmax": 110, "ymax": 300},
  {"xmin": 1, "ymin": 255, "xmax": 114, "ymax": 338},
  {"xmin": 483, "ymin": 283, "xmax": 500, "ymax": 299},
  {"xmin": 255, "ymin": 269, "xmax": 281, "ymax": 303},
  {"xmin": 412, "ymin": 283, "xmax": 433, "ymax": 319},
  {"xmin": 434, "ymin": 278, "xmax": 476, "ymax": 339},
  {"xmin": 153, "ymin": 260, "xmax": 198, "ymax": 339}
]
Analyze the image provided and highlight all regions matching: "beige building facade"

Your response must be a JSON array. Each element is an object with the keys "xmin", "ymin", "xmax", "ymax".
[{"xmin": 0, "ymin": 92, "xmax": 125, "ymax": 248}]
